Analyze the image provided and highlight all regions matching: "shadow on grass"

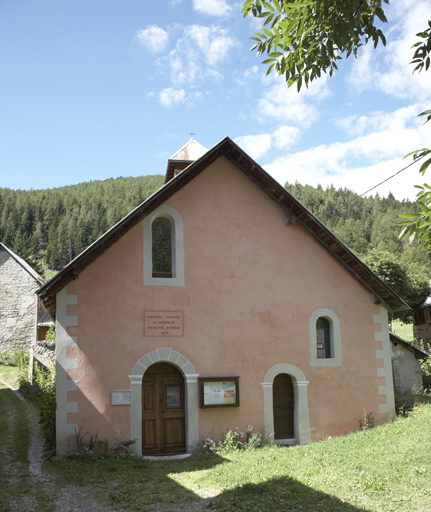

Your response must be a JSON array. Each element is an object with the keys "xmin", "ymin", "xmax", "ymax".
[
  {"xmin": 60, "ymin": 451, "xmax": 371, "ymax": 512},
  {"xmin": 204, "ymin": 474, "xmax": 370, "ymax": 512}
]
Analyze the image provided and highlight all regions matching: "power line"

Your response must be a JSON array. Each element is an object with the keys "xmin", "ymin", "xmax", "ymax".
[{"xmin": 319, "ymin": 154, "xmax": 427, "ymax": 219}]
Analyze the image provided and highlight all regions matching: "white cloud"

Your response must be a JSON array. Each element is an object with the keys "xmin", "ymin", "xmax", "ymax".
[
  {"xmin": 335, "ymin": 105, "xmax": 422, "ymax": 137},
  {"xmin": 183, "ymin": 25, "xmax": 236, "ymax": 67},
  {"xmin": 192, "ymin": 0, "xmax": 232, "ymax": 17},
  {"xmin": 263, "ymin": 109, "xmax": 431, "ymax": 200},
  {"xmin": 156, "ymin": 25, "xmax": 236, "ymax": 88},
  {"xmin": 135, "ymin": 25, "xmax": 169, "ymax": 54},
  {"xmin": 235, "ymin": 65, "xmax": 259, "ymax": 88},
  {"xmin": 347, "ymin": 0, "xmax": 431, "ymax": 103},
  {"xmin": 272, "ymin": 125, "xmax": 301, "ymax": 150},
  {"xmin": 235, "ymin": 133, "xmax": 272, "ymax": 160},
  {"xmin": 256, "ymin": 76, "xmax": 331, "ymax": 128},
  {"xmin": 234, "ymin": 125, "xmax": 300, "ymax": 159},
  {"xmin": 157, "ymin": 88, "xmax": 203, "ymax": 108},
  {"xmin": 158, "ymin": 88, "xmax": 186, "ymax": 108}
]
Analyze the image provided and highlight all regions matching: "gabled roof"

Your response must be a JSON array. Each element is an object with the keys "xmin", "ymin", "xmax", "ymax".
[
  {"xmin": 389, "ymin": 332, "xmax": 430, "ymax": 359},
  {"xmin": 164, "ymin": 138, "xmax": 208, "ymax": 184},
  {"xmin": 0, "ymin": 243, "xmax": 45, "ymax": 285},
  {"xmin": 37, "ymin": 136, "xmax": 410, "ymax": 316}
]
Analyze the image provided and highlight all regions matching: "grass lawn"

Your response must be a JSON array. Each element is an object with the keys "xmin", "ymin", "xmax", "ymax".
[
  {"xmin": 51, "ymin": 404, "xmax": 431, "ymax": 512},
  {"xmin": 0, "ymin": 373, "xmax": 33, "ymax": 512},
  {"xmin": 0, "ymin": 364, "xmax": 19, "ymax": 389},
  {"xmin": 390, "ymin": 320, "xmax": 414, "ymax": 341}
]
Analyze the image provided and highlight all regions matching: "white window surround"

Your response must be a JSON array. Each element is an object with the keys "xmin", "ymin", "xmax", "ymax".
[
  {"xmin": 261, "ymin": 363, "xmax": 311, "ymax": 445},
  {"xmin": 143, "ymin": 205, "xmax": 185, "ymax": 286},
  {"xmin": 309, "ymin": 308, "xmax": 342, "ymax": 367}
]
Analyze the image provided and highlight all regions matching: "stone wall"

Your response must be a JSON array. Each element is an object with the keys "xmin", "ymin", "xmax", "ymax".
[
  {"xmin": 0, "ymin": 249, "xmax": 39, "ymax": 352},
  {"xmin": 390, "ymin": 342, "xmax": 423, "ymax": 394}
]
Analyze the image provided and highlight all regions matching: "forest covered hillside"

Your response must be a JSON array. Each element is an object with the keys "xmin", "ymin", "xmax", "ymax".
[
  {"xmin": 0, "ymin": 175, "xmax": 164, "ymax": 273},
  {"xmin": 0, "ymin": 176, "xmax": 430, "ymax": 315},
  {"xmin": 285, "ymin": 182, "xmax": 423, "ymax": 258}
]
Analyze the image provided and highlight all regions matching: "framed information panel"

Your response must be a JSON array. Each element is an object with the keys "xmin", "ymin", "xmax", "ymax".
[{"xmin": 199, "ymin": 377, "xmax": 240, "ymax": 408}]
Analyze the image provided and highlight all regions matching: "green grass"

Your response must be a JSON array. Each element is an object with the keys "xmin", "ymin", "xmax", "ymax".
[
  {"xmin": 51, "ymin": 404, "xmax": 431, "ymax": 512},
  {"xmin": 390, "ymin": 319, "xmax": 414, "ymax": 341},
  {"xmin": 0, "ymin": 364, "xmax": 19, "ymax": 388},
  {"xmin": 0, "ymin": 370, "xmax": 58, "ymax": 512},
  {"xmin": 0, "ymin": 378, "xmax": 32, "ymax": 512}
]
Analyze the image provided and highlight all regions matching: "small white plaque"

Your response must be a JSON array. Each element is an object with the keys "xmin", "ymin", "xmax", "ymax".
[{"xmin": 111, "ymin": 391, "xmax": 131, "ymax": 405}]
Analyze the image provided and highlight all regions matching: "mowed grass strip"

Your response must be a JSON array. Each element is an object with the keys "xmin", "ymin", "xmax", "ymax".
[
  {"xmin": 51, "ymin": 404, "xmax": 431, "ymax": 512},
  {"xmin": 0, "ymin": 376, "xmax": 32, "ymax": 512}
]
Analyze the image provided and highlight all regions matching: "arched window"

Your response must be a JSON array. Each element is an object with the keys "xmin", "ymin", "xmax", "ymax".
[
  {"xmin": 151, "ymin": 217, "xmax": 172, "ymax": 277},
  {"xmin": 316, "ymin": 317, "xmax": 331, "ymax": 359},
  {"xmin": 309, "ymin": 308, "xmax": 342, "ymax": 367},
  {"xmin": 143, "ymin": 205, "xmax": 185, "ymax": 287}
]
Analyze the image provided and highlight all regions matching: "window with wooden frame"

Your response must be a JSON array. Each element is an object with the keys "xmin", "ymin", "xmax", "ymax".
[
  {"xmin": 151, "ymin": 217, "xmax": 172, "ymax": 278},
  {"xmin": 316, "ymin": 316, "xmax": 332, "ymax": 359},
  {"xmin": 143, "ymin": 205, "xmax": 185, "ymax": 287},
  {"xmin": 309, "ymin": 308, "xmax": 342, "ymax": 367}
]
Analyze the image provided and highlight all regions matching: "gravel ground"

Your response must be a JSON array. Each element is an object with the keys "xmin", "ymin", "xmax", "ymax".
[{"xmin": 1, "ymin": 380, "xmax": 121, "ymax": 512}]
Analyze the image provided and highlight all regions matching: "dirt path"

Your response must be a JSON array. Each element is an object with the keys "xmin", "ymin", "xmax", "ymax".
[{"xmin": 1, "ymin": 379, "xmax": 121, "ymax": 512}]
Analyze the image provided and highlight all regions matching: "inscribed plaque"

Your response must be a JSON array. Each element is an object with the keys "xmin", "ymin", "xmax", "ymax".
[
  {"xmin": 144, "ymin": 311, "xmax": 184, "ymax": 337},
  {"xmin": 111, "ymin": 391, "xmax": 131, "ymax": 406}
]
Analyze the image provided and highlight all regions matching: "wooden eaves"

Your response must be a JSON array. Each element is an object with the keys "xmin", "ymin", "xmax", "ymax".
[{"xmin": 37, "ymin": 136, "xmax": 410, "ymax": 317}]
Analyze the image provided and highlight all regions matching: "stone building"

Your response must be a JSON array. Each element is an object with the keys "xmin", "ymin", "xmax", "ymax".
[
  {"xmin": 389, "ymin": 332, "xmax": 429, "ymax": 394},
  {"xmin": 0, "ymin": 243, "xmax": 46, "ymax": 352}
]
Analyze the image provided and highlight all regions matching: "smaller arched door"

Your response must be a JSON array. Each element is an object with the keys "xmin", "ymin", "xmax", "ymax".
[
  {"xmin": 273, "ymin": 373, "xmax": 294, "ymax": 439},
  {"xmin": 142, "ymin": 363, "xmax": 185, "ymax": 454}
]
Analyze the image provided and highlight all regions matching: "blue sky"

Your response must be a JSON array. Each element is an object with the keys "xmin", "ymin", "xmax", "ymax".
[{"xmin": 0, "ymin": 0, "xmax": 430, "ymax": 199}]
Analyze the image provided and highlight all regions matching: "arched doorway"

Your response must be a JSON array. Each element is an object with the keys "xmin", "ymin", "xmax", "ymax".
[
  {"xmin": 273, "ymin": 373, "xmax": 294, "ymax": 439},
  {"xmin": 142, "ymin": 362, "xmax": 186, "ymax": 454},
  {"xmin": 261, "ymin": 363, "xmax": 311, "ymax": 445}
]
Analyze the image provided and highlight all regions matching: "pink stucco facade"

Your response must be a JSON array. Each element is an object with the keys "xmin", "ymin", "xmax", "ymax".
[{"xmin": 54, "ymin": 154, "xmax": 394, "ymax": 454}]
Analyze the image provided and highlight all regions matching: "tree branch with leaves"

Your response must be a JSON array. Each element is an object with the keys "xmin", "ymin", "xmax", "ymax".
[
  {"xmin": 397, "ymin": 22, "xmax": 431, "ymax": 246},
  {"xmin": 241, "ymin": 0, "xmax": 388, "ymax": 91}
]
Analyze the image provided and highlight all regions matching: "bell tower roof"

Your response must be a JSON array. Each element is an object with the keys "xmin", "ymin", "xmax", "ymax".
[{"xmin": 164, "ymin": 138, "xmax": 208, "ymax": 184}]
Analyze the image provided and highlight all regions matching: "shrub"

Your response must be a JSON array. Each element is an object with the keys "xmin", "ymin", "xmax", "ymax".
[
  {"xmin": 201, "ymin": 425, "xmax": 264, "ymax": 453},
  {"xmin": 33, "ymin": 361, "xmax": 56, "ymax": 452},
  {"xmin": 70, "ymin": 428, "xmax": 136, "ymax": 459},
  {"xmin": 45, "ymin": 324, "xmax": 55, "ymax": 342}
]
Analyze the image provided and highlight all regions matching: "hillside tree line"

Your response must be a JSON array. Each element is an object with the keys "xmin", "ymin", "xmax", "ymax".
[{"xmin": 0, "ymin": 175, "xmax": 163, "ymax": 274}]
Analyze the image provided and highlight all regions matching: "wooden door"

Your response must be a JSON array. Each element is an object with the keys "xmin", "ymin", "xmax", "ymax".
[
  {"xmin": 273, "ymin": 373, "xmax": 294, "ymax": 439},
  {"xmin": 142, "ymin": 363, "xmax": 185, "ymax": 454}
]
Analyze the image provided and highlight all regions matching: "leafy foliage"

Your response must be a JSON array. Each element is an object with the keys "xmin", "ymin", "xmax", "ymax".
[
  {"xmin": 201, "ymin": 426, "xmax": 264, "ymax": 453},
  {"xmin": 33, "ymin": 362, "xmax": 56, "ymax": 453},
  {"xmin": 393, "ymin": 21, "xmax": 431, "ymax": 246},
  {"xmin": 241, "ymin": 0, "xmax": 388, "ymax": 90},
  {"xmin": 362, "ymin": 249, "xmax": 430, "ymax": 320},
  {"xmin": 45, "ymin": 324, "xmax": 55, "ymax": 342}
]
